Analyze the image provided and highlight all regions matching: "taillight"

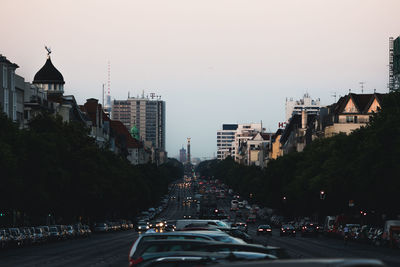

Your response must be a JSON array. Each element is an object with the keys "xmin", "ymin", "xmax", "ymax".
[{"xmin": 129, "ymin": 257, "xmax": 143, "ymax": 267}]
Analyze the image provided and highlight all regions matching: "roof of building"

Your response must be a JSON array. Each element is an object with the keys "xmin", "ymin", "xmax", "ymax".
[
  {"xmin": 280, "ymin": 113, "xmax": 317, "ymax": 145},
  {"xmin": 33, "ymin": 56, "xmax": 65, "ymax": 85},
  {"xmin": 0, "ymin": 54, "xmax": 19, "ymax": 68},
  {"xmin": 110, "ymin": 120, "xmax": 142, "ymax": 149},
  {"xmin": 334, "ymin": 93, "xmax": 385, "ymax": 114},
  {"xmin": 80, "ymin": 98, "xmax": 110, "ymax": 127}
]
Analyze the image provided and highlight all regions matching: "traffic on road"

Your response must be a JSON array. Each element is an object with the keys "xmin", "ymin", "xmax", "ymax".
[{"xmin": 1, "ymin": 174, "xmax": 399, "ymax": 267}]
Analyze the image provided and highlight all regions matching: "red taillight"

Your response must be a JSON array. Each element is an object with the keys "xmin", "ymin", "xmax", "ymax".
[
  {"xmin": 258, "ymin": 229, "xmax": 263, "ymax": 231},
  {"xmin": 267, "ymin": 229, "xmax": 271, "ymax": 231},
  {"xmin": 129, "ymin": 257, "xmax": 143, "ymax": 267}
]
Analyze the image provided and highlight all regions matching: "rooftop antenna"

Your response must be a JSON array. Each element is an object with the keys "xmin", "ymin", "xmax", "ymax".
[
  {"xmin": 102, "ymin": 83, "xmax": 105, "ymax": 107},
  {"xmin": 332, "ymin": 92, "xmax": 337, "ymax": 102},
  {"xmin": 45, "ymin": 46, "xmax": 51, "ymax": 58},
  {"xmin": 359, "ymin": 81, "xmax": 365, "ymax": 94}
]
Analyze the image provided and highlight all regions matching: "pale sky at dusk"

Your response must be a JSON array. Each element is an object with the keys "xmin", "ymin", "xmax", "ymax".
[{"xmin": 1, "ymin": 0, "xmax": 399, "ymax": 159}]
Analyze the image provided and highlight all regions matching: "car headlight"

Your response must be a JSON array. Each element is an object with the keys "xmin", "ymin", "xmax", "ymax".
[{"xmin": 146, "ymin": 226, "xmax": 149, "ymax": 229}]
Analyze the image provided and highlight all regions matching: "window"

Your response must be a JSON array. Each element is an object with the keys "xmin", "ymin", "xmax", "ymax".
[
  {"xmin": 2, "ymin": 66, "xmax": 7, "ymax": 88},
  {"xmin": 12, "ymin": 91, "xmax": 16, "ymax": 121},
  {"xmin": 346, "ymin": 116, "xmax": 354, "ymax": 123},
  {"xmin": 4, "ymin": 89, "xmax": 9, "ymax": 115},
  {"xmin": 10, "ymin": 70, "xmax": 14, "ymax": 91}
]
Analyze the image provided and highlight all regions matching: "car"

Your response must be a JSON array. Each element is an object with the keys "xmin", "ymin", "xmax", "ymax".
[
  {"xmin": 0, "ymin": 229, "xmax": 11, "ymax": 248},
  {"xmin": 257, "ymin": 225, "xmax": 272, "ymax": 236},
  {"xmin": 137, "ymin": 223, "xmax": 150, "ymax": 232},
  {"xmin": 128, "ymin": 230, "xmax": 246, "ymax": 266},
  {"xmin": 66, "ymin": 225, "xmax": 77, "ymax": 238},
  {"xmin": 132, "ymin": 251, "xmax": 276, "ymax": 267},
  {"xmin": 301, "ymin": 223, "xmax": 318, "ymax": 237},
  {"xmin": 246, "ymin": 214, "xmax": 256, "ymax": 224},
  {"xmin": 48, "ymin": 226, "xmax": 61, "ymax": 241},
  {"xmin": 231, "ymin": 222, "xmax": 248, "ymax": 233},
  {"xmin": 94, "ymin": 222, "xmax": 109, "ymax": 232},
  {"xmin": 280, "ymin": 224, "xmax": 296, "ymax": 237},
  {"xmin": 228, "ymin": 229, "xmax": 253, "ymax": 243},
  {"xmin": 175, "ymin": 219, "xmax": 230, "ymax": 231}
]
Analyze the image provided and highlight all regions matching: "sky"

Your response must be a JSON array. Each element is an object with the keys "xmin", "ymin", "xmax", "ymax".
[{"xmin": 1, "ymin": 0, "xmax": 399, "ymax": 159}]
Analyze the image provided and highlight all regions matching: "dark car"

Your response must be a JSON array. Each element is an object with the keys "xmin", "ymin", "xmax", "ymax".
[
  {"xmin": 228, "ymin": 229, "xmax": 253, "ymax": 243},
  {"xmin": 232, "ymin": 222, "xmax": 248, "ymax": 233},
  {"xmin": 0, "ymin": 229, "xmax": 11, "ymax": 248},
  {"xmin": 280, "ymin": 224, "xmax": 296, "ymax": 237},
  {"xmin": 301, "ymin": 223, "xmax": 318, "ymax": 237},
  {"xmin": 257, "ymin": 224, "xmax": 272, "ymax": 236},
  {"xmin": 135, "ymin": 251, "xmax": 276, "ymax": 267}
]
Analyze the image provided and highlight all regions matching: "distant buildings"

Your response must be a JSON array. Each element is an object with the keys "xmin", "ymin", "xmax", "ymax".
[
  {"xmin": 1, "ymin": 55, "xmax": 21, "ymax": 124},
  {"xmin": 278, "ymin": 92, "xmax": 385, "ymax": 156},
  {"xmin": 216, "ymin": 124, "xmax": 237, "ymax": 160},
  {"xmin": 1, "ymin": 51, "xmax": 155, "ymax": 166},
  {"xmin": 179, "ymin": 147, "xmax": 187, "ymax": 163},
  {"xmin": 285, "ymin": 93, "xmax": 321, "ymax": 122},
  {"xmin": 323, "ymin": 93, "xmax": 384, "ymax": 137},
  {"xmin": 112, "ymin": 95, "xmax": 166, "ymax": 164},
  {"xmin": 389, "ymin": 36, "xmax": 400, "ymax": 92},
  {"xmin": 216, "ymin": 123, "xmax": 271, "ymax": 168}
]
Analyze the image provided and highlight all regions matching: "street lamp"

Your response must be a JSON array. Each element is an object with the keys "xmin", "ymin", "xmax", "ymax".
[{"xmin": 320, "ymin": 190, "xmax": 326, "ymax": 200}]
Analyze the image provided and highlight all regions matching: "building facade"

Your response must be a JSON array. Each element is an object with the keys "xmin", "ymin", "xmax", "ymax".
[
  {"xmin": 323, "ymin": 93, "xmax": 384, "ymax": 137},
  {"xmin": 0, "ymin": 55, "xmax": 19, "ymax": 123},
  {"xmin": 179, "ymin": 147, "xmax": 187, "ymax": 163},
  {"xmin": 112, "ymin": 96, "xmax": 166, "ymax": 151},
  {"xmin": 216, "ymin": 124, "xmax": 238, "ymax": 160},
  {"xmin": 285, "ymin": 93, "xmax": 321, "ymax": 122}
]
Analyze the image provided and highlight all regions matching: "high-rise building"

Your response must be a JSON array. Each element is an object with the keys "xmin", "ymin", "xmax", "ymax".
[
  {"xmin": 390, "ymin": 36, "xmax": 400, "ymax": 92},
  {"xmin": 112, "ymin": 95, "xmax": 165, "ymax": 150},
  {"xmin": 179, "ymin": 147, "xmax": 187, "ymax": 163},
  {"xmin": 0, "ymin": 54, "xmax": 19, "ymax": 122},
  {"xmin": 285, "ymin": 93, "xmax": 321, "ymax": 122},
  {"xmin": 216, "ymin": 124, "xmax": 238, "ymax": 160}
]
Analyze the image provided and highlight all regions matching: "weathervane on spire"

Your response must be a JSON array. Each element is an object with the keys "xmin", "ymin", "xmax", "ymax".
[{"xmin": 45, "ymin": 46, "xmax": 51, "ymax": 58}]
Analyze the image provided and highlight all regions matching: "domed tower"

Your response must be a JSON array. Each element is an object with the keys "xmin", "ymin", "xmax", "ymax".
[
  {"xmin": 33, "ymin": 47, "xmax": 65, "ymax": 97},
  {"xmin": 130, "ymin": 125, "xmax": 140, "ymax": 140}
]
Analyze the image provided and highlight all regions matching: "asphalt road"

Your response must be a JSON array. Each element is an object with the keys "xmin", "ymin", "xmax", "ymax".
[{"xmin": 1, "ymin": 180, "xmax": 399, "ymax": 267}]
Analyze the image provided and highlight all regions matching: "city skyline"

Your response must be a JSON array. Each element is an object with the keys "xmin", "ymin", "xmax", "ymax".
[{"xmin": 1, "ymin": 0, "xmax": 399, "ymax": 158}]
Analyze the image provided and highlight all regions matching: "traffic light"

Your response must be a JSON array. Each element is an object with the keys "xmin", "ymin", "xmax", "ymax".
[{"xmin": 0, "ymin": 212, "xmax": 4, "ymax": 217}]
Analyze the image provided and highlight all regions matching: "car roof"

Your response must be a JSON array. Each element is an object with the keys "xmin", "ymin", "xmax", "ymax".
[{"xmin": 214, "ymin": 258, "xmax": 385, "ymax": 267}]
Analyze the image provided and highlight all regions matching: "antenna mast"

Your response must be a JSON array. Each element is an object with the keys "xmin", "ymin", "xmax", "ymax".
[
  {"xmin": 359, "ymin": 81, "xmax": 365, "ymax": 94},
  {"xmin": 104, "ymin": 61, "xmax": 112, "ymax": 116}
]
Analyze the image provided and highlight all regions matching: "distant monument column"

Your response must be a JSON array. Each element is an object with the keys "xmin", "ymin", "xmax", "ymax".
[{"xmin": 187, "ymin": 138, "xmax": 191, "ymax": 164}]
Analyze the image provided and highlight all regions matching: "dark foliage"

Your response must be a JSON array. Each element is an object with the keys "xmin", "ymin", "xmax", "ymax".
[
  {"xmin": 0, "ymin": 112, "xmax": 183, "ymax": 226},
  {"xmin": 197, "ymin": 92, "xmax": 400, "ymax": 219}
]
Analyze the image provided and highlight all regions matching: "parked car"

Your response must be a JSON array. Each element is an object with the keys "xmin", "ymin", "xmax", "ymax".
[
  {"xmin": 65, "ymin": 225, "xmax": 76, "ymax": 238},
  {"xmin": 33, "ymin": 227, "xmax": 47, "ymax": 244},
  {"xmin": 94, "ymin": 222, "xmax": 109, "ymax": 232},
  {"xmin": 0, "ymin": 229, "xmax": 11, "ymax": 249},
  {"xmin": 257, "ymin": 225, "xmax": 272, "ymax": 236},
  {"xmin": 48, "ymin": 226, "xmax": 61, "ymax": 241}
]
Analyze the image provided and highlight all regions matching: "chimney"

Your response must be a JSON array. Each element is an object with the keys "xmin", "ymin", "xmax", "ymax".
[{"xmin": 301, "ymin": 109, "xmax": 307, "ymax": 129}]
